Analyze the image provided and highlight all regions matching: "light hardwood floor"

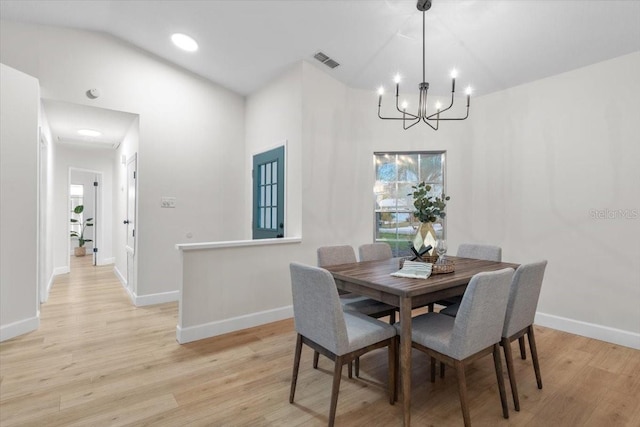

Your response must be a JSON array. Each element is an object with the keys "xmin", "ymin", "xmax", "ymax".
[{"xmin": 1, "ymin": 256, "xmax": 639, "ymax": 426}]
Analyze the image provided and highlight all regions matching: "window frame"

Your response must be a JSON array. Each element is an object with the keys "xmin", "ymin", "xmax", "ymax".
[{"xmin": 372, "ymin": 151, "xmax": 447, "ymax": 257}]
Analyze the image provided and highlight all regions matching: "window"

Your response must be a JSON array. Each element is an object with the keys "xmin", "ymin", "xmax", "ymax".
[
  {"xmin": 253, "ymin": 146, "xmax": 285, "ymax": 239},
  {"xmin": 374, "ymin": 152, "xmax": 446, "ymax": 256}
]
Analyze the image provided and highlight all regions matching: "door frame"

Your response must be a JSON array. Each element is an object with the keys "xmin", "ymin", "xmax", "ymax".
[
  {"xmin": 125, "ymin": 153, "xmax": 137, "ymax": 294},
  {"xmin": 68, "ymin": 167, "xmax": 103, "ymax": 267}
]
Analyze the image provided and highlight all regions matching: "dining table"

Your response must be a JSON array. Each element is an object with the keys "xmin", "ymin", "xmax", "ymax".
[{"xmin": 323, "ymin": 255, "xmax": 519, "ymax": 427}]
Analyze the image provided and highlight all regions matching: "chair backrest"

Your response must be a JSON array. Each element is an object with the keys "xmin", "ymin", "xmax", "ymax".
[
  {"xmin": 449, "ymin": 268, "xmax": 514, "ymax": 359},
  {"xmin": 317, "ymin": 245, "xmax": 357, "ymax": 267},
  {"xmin": 359, "ymin": 243, "xmax": 393, "ymax": 262},
  {"xmin": 502, "ymin": 260, "xmax": 547, "ymax": 338},
  {"xmin": 457, "ymin": 243, "xmax": 502, "ymax": 262},
  {"xmin": 290, "ymin": 263, "xmax": 349, "ymax": 354}
]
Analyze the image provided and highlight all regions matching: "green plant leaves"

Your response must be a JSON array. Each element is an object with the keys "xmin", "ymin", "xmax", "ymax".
[{"xmin": 409, "ymin": 181, "xmax": 450, "ymax": 223}]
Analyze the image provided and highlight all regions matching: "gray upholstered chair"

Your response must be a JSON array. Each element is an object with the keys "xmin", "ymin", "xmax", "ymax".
[
  {"xmin": 317, "ymin": 245, "xmax": 397, "ymax": 377},
  {"xmin": 395, "ymin": 268, "xmax": 514, "ymax": 427},
  {"xmin": 318, "ymin": 245, "xmax": 396, "ymax": 324},
  {"xmin": 500, "ymin": 260, "xmax": 547, "ymax": 411},
  {"xmin": 358, "ymin": 242, "xmax": 393, "ymax": 262},
  {"xmin": 289, "ymin": 263, "xmax": 397, "ymax": 427},
  {"xmin": 437, "ymin": 243, "xmax": 503, "ymax": 316},
  {"xmin": 457, "ymin": 243, "xmax": 502, "ymax": 261}
]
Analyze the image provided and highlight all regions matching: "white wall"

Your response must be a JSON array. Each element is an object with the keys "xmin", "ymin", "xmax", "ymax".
[
  {"xmin": 245, "ymin": 63, "xmax": 303, "ymax": 239},
  {"xmin": 0, "ymin": 21, "xmax": 246, "ymax": 301},
  {"xmin": 38, "ymin": 102, "xmax": 56, "ymax": 302},
  {"xmin": 303, "ymin": 61, "xmax": 469, "ymax": 248},
  {"xmin": 177, "ymin": 62, "xmax": 468, "ymax": 342},
  {"xmin": 465, "ymin": 52, "xmax": 640, "ymax": 344},
  {"xmin": 0, "ymin": 63, "xmax": 40, "ymax": 341}
]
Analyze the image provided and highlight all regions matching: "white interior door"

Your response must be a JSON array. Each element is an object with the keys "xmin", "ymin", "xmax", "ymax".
[{"xmin": 126, "ymin": 154, "xmax": 137, "ymax": 290}]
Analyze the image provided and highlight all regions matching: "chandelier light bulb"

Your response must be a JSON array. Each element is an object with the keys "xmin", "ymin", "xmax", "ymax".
[
  {"xmin": 401, "ymin": 100, "xmax": 408, "ymax": 110},
  {"xmin": 394, "ymin": 73, "xmax": 402, "ymax": 84},
  {"xmin": 450, "ymin": 69, "xmax": 458, "ymax": 79},
  {"xmin": 435, "ymin": 101, "xmax": 442, "ymax": 110},
  {"xmin": 465, "ymin": 86, "xmax": 473, "ymax": 95},
  {"xmin": 378, "ymin": 86, "xmax": 385, "ymax": 96}
]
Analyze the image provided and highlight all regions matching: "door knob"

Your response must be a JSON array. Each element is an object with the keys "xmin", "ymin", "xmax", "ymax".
[{"xmin": 123, "ymin": 220, "xmax": 130, "ymax": 224}]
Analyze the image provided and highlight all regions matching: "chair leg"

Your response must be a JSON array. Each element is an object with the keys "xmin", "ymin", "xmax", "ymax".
[
  {"xmin": 493, "ymin": 343, "xmax": 509, "ymax": 419},
  {"xmin": 348, "ymin": 361, "xmax": 353, "ymax": 379},
  {"xmin": 527, "ymin": 326, "xmax": 543, "ymax": 389},
  {"xmin": 430, "ymin": 357, "xmax": 436, "ymax": 382},
  {"xmin": 355, "ymin": 357, "xmax": 360, "ymax": 378},
  {"xmin": 313, "ymin": 351, "xmax": 320, "ymax": 369},
  {"xmin": 501, "ymin": 337, "xmax": 520, "ymax": 411},
  {"xmin": 290, "ymin": 334, "xmax": 303, "ymax": 403},
  {"xmin": 518, "ymin": 336, "xmax": 527, "ymax": 360},
  {"xmin": 389, "ymin": 311, "xmax": 396, "ymax": 324},
  {"xmin": 427, "ymin": 303, "xmax": 434, "ymax": 313},
  {"xmin": 440, "ymin": 361, "xmax": 445, "ymax": 378},
  {"xmin": 389, "ymin": 337, "xmax": 397, "ymax": 405},
  {"xmin": 454, "ymin": 360, "xmax": 471, "ymax": 427},
  {"xmin": 329, "ymin": 356, "xmax": 344, "ymax": 427}
]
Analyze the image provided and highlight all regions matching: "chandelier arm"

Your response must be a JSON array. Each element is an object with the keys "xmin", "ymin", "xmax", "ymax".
[
  {"xmin": 426, "ymin": 106, "xmax": 469, "ymax": 121},
  {"xmin": 421, "ymin": 115, "xmax": 439, "ymax": 130},
  {"xmin": 404, "ymin": 116, "xmax": 422, "ymax": 130},
  {"xmin": 378, "ymin": 109, "xmax": 415, "ymax": 121},
  {"xmin": 425, "ymin": 92, "xmax": 455, "ymax": 119}
]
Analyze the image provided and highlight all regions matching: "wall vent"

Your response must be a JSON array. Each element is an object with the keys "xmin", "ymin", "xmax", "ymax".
[{"xmin": 314, "ymin": 51, "xmax": 340, "ymax": 69}]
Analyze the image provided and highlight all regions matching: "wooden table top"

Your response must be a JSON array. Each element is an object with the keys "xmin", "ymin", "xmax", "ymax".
[{"xmin": 324, "ymin": 256, "xmax": 519, "ymax": 299}]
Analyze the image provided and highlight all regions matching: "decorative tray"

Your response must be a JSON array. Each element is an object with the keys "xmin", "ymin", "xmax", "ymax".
[{"xmin": 431, "ymin": 259, "xmax": 455, "ymax": 275}]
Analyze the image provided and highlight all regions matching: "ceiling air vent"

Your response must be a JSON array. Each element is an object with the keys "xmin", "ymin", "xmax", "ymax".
[{"xmin": 314, "ymin": 51, "xmax": 340, "ymax": 69}]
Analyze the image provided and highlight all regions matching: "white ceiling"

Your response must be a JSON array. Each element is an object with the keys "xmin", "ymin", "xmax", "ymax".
[
  {"xmin": 2, "ymin": 0, "xmax": 639, "ymax": 98},
  {"xmin": 42, "ymin": 100, "xmax": 138, "ymax": 150}
]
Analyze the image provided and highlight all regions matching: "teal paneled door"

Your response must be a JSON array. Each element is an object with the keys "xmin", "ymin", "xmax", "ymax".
[{"xmin": 252, "ymin": 146, "xmax": 284, "ymax": 239}]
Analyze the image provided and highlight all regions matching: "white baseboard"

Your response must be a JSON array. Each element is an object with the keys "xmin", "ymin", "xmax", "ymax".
[
  {"xmin": 40, "ymin": 272, "xmax": 56, "ymax": 303},
  {"xmin": 113, "ymin": 266, "xmax": 127, "ymax": 287},
  {"xmin": 176, "ymin": 305, "xmax": 293, "ymax": 344},
  {"xmin": 535, "ymin": 312, "xmax": 640, "ymax": 350},
  {"xmin": 0, "ymin": 316, "xmax": 40, "ymax": 342},
  {"xmin": 53, "ymin": 266, "xmax": 69, "ymax": 276},
  {"xmin": 99, "ymin": 257, "xmax": 115, "ymax": 266},
  {"xmin": 135, "ymin": 290, "xmax": 179, "ymax": 307}
]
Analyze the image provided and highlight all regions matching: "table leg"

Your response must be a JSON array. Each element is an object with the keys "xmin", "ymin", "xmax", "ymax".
[{"xmin": 400, "ymin": 296, "xmax": 412, "ymax": 427}]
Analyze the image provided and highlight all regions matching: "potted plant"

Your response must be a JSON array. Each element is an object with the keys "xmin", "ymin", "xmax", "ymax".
[
  {"xmin": 409, "ymin": 182, "xmax": 450, "ymax": 255},
  {"xmin": 70, "ymin": 205, "xmax": 93, "ymax": 256}
]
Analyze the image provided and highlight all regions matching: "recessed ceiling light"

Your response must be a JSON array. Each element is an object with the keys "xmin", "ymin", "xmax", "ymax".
[
  {"xmin": 77, "ymin": 129, "xmax": 102, "ymax": 137},
  {"xmin": 171, "ymin": 33, "xmax": 198, "ymax": 52}
]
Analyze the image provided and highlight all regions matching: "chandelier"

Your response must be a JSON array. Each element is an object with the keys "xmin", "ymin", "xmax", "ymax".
[{"xmin": 377, "ymin": 0, "xmax": 472, "ymax": 130}]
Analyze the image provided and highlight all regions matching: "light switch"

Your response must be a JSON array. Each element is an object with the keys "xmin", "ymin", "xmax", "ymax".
[{"xmin": 161, "ymin": 196, "xmax": 176, "ymax": 208}]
